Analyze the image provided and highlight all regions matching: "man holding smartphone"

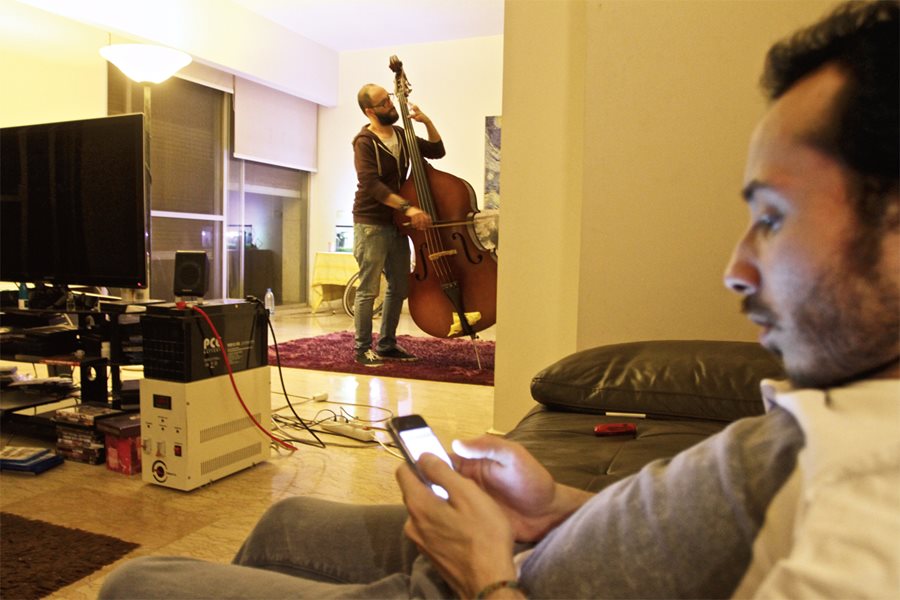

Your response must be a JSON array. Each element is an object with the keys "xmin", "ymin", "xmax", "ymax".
[
  {"xmin": 100, "ymin": 3, "xmax": 898, "ymax": 598},
  {"xmin": 398, "ymin": 4, "xmax": 899, "ymax": 597}
]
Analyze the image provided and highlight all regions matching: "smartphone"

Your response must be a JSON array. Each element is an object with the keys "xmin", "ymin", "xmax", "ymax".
[{"xmin": 388, "ymin": 414, "xmax": 454, "ymax": 499}]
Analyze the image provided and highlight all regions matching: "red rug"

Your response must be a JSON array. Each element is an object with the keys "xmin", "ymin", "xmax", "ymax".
[{"xmin": 269, "ymin": 331, "xmax": 494, "ymax": 386}]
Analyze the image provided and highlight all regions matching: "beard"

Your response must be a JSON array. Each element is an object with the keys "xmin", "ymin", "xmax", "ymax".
[
  {"xmin": 375, "ymin": 108, "xmax": 399, "ymax": 126},
  {"xmin": 744, "ymin": 247, "xmax": 899, "ymax": 389}
]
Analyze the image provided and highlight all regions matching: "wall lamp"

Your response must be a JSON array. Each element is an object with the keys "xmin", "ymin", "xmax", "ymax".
[{"xmin": 99, "ymin": 43, "xmax": 191, "ymax": 84}]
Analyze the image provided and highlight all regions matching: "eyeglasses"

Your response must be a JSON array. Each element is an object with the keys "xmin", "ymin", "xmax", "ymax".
[{"xmin": 372, "ymin": 93, "xmax": 394, "ymax": 109}]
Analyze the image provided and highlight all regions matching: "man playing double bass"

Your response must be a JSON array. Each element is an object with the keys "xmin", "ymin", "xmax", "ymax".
[{"xmin": 350, "ymin": 83, "xmax": 443, "ymax": 367}]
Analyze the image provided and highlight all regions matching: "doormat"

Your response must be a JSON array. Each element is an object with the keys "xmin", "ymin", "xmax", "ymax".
[
  {"xmin": 270, "ymin": 331, "xmax": 494, "ymax": 386},
  {"xmin": 0, "ymin": 512, "xmax": 139, "ymax": 599}
]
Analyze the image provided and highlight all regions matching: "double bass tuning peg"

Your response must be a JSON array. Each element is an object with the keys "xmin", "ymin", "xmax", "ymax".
[{"xmin": 389, "ymin": 55, "xmax": 412, "ymax": 98}]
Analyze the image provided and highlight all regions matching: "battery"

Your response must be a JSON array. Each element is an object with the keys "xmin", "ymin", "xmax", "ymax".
[{"xmin": 141, "ymin": 300, "xmax": 267, "ymax": 382}]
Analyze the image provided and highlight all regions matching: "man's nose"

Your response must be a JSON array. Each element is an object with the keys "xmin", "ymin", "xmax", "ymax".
[{"xmin": 723, "ymin": 245, "xmax": 759, "ymax": 296}]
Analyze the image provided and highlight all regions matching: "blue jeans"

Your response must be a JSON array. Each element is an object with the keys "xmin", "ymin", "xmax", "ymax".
[{"xmin": 353, "ymin": 223, "xmax": 410, "ymax": 353}]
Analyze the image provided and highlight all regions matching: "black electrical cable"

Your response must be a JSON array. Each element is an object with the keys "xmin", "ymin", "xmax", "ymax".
[
  {"xmin": 245, "ymin": 296, "xmax": 326, "ymax": 449},
  {"xmin": 191, "ymin": 304, "xmax": 296, "ymax": 451}
]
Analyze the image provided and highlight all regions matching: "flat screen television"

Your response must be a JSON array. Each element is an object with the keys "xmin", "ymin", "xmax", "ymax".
[{"xmin": 0, "ymin": 113, "xmax": 149, "ymax": 289}]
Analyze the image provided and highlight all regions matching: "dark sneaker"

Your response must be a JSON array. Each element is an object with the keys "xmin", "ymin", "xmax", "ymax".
[
  {"xmin": 376, "ymin": 346, "xmax": 417, "ymax": 361},
  {"xmin": 355, "ymin": 349, "xmax": 383, "ymax": 367}
]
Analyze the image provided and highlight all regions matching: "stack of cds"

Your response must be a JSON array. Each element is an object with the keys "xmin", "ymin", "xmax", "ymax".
[
  {"xmin": 0, "ymin": 365, "xmax": 19, "ymax": 387},
  {"xmin": 0, "ymin": 447, "xmax": 64, "ymax": 474},
  {"xmin": 54, "ymin": 405, "xmax": 122, "ymax": 464}
]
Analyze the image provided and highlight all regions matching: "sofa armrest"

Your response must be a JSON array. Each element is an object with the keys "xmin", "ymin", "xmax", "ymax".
[{"xmin": 530, "ymin": 340, "xmax": 784, "ymax": 422}]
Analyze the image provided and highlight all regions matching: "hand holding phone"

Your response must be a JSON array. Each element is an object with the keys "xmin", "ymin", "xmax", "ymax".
[{"xmin": 388, "ymin": 414, "xmax": 454, "ymax": 499}]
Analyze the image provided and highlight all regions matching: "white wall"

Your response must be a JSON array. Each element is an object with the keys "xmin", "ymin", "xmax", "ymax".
[
  {"xmin": 492, "ymin": 1, "xmax": 586, "ymax": 432},
  {"xmin": 14, "ymin": 0, "xmax": 339, "ymax": 105},
  {"xmin": 492, "ymin": 0, "xmax": 837, "ymax": 432},
  {"xmin": 578, "ymin": 0, "xmax": 837, "ymax": 347},
  {"xmin": 311, "ymin": 36, "xmax": 504, "ymax": 268},
  {"xmin": 0, "ymin": 0, "xmax": 107, "ymax": 126}
]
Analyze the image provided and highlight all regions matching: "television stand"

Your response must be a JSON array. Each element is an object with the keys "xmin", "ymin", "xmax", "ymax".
[
  {"xmin": 1, "ymin": 302, "xmax": 148, "ymax": 438},
  {"xmin": 0, "ymin": 379, "xmax": 79, "ymax": 441}
]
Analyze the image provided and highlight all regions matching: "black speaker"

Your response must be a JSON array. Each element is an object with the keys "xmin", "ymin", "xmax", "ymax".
[{"xmin": 173, "ymin": 251, "xmax": 209, "ymax": 297}]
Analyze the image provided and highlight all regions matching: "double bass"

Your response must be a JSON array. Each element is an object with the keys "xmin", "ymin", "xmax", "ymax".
[{"xmin": 389, "ymin": 56, "xmax": 498, "ymax": 350}]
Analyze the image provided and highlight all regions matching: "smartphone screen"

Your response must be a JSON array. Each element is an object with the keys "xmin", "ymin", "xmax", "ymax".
[{"xmin": 389, "ymin": 415, "xmax": 453, "ymax": 499}]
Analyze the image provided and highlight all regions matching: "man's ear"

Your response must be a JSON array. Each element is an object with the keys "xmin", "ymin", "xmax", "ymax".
[
  {"xmin": 885, "ymin": 193, "xmax": 900, "ymax": 229},
  {"xmin": 882, "ymin": 197, "xmax": 900, "ymax": 283}
]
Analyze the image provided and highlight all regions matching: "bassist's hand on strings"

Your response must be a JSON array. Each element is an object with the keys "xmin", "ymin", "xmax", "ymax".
[
  {"xmin": 407, "ymin": 103, "xmax": 430, "ymax": 124},
  {"xmin": 408, "ymin": 103, "xmax": 442, "ymax": 143},
  {"xmin": 405, "ymin": 205, "xmax": 432, "ymax": 231}
]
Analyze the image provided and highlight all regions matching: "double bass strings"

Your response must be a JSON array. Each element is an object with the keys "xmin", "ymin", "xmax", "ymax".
[{"xmin": 398, "ymin": 93, "xmax": 454, "ymax": 283}]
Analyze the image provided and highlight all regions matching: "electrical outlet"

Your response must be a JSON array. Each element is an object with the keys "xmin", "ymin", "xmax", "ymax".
[{"xmin": 321, "ymin": 421, "xmax": 375, "ymax": 442}]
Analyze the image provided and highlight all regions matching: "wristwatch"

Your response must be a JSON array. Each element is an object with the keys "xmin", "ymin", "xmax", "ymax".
[{"xmin": 398, "ymin": 201, "xmax": 412, "ymax": 213}]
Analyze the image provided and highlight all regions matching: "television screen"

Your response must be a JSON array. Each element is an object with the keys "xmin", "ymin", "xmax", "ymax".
[{"xmin": 0, "ymin": 113, "xmax": 148, "ymax": 289}]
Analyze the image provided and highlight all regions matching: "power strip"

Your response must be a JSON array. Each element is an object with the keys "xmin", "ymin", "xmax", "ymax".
[{"xmin": 321, "ymin": 421, "xmax": 375, "ymax": 442}]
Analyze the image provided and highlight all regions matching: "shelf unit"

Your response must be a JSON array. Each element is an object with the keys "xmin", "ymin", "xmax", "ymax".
[{"xmin": 1, "ymin": 304, "xmax": 148, "ymax": 439}]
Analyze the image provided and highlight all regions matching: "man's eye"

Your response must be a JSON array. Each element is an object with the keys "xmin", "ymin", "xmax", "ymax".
[{"xmin": 756, "ymin": 213, "xmax": 783, "ymax": 232}]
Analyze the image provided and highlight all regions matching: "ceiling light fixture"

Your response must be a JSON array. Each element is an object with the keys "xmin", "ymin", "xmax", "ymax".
[{"xmin": 99, "ymin": 43, "xmax": 192, "ymax": 84}]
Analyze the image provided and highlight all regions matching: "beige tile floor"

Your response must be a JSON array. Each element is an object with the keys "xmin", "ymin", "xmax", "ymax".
[{"xmin": 0, "ymin": 302, "xmax": 496, "ymax": 598}]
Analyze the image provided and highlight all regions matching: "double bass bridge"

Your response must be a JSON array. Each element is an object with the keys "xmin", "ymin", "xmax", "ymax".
[{"xmin": 428, "ymin": 249, "xmax": 458, "ymax": 261}]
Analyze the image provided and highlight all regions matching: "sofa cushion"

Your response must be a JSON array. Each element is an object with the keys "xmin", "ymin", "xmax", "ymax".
[
  {"xmin": 529, "ymin": 340, "xmax": 785, "ymax": 422},
  {"xmin": 506, "ymin": 408, "xmax": 727, "ymax": 492}
]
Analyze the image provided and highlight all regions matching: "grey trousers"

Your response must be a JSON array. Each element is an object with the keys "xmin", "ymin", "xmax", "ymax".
[
  {"xmin": 353, "ymin": 223, "xmax": 410, "ymax": 353},
  {"xmin": 99, "ymin": 497, "xmax": 453, "ymax": 599}
]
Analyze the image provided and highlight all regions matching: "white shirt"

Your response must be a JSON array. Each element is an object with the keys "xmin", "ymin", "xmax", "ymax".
[{"xmin": 733, "ymin": 378, "xmax": 900, "ymax": 599}]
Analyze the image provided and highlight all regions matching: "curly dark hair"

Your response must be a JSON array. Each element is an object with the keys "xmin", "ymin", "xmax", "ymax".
[{"xmin": 762, "ymin": 1, "xmax": 898, "ymax": 232}]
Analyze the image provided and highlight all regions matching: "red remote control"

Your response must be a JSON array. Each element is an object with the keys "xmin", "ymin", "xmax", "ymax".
[{"xmin": 594, "ymin": 423, "xmax": 637, "ymax": 437}]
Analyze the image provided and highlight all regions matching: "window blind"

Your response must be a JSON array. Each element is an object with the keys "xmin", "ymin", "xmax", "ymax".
[
  {"xmin": 233, "ymin": 77, "xmax": 317, "ymax": 172},
  {"xmin": 176, "ymin": 60, "xmax": 234, "ymax": 94}
]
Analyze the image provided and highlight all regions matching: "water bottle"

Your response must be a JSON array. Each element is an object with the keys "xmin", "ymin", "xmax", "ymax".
[
  {"xmin": 17, "ymin": 283, "xmax": 28, "ymax": 309},
  {"xmin": 264, "ymin": 288, "xmax": 275, "ymax": 316}
]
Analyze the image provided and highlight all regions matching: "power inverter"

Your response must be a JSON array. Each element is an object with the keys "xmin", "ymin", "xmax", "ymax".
[{"xmin": 139, "ymin": 366, "xmax": 270, "ymax": 491}]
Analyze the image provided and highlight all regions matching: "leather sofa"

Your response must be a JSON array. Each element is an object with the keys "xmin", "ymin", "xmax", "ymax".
[{"xmin": 505, "ymin": 340, "xmax": 786, "ymax": 493}]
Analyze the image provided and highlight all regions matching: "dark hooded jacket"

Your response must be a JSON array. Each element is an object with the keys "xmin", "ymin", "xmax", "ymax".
[{"xmin": 351, "ymin": 125, "xmax": 445, "ymax": 225}]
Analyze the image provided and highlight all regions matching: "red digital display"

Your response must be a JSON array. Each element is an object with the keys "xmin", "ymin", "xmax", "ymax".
[{"xmin": 153, "ymin": 394, "xmax": 172, "ymax": 410}]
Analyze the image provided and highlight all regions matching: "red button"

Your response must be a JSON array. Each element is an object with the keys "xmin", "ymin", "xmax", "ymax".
[{"xmin": 174, "ymin": 445, "xmax": 182, "ymax": 457}]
